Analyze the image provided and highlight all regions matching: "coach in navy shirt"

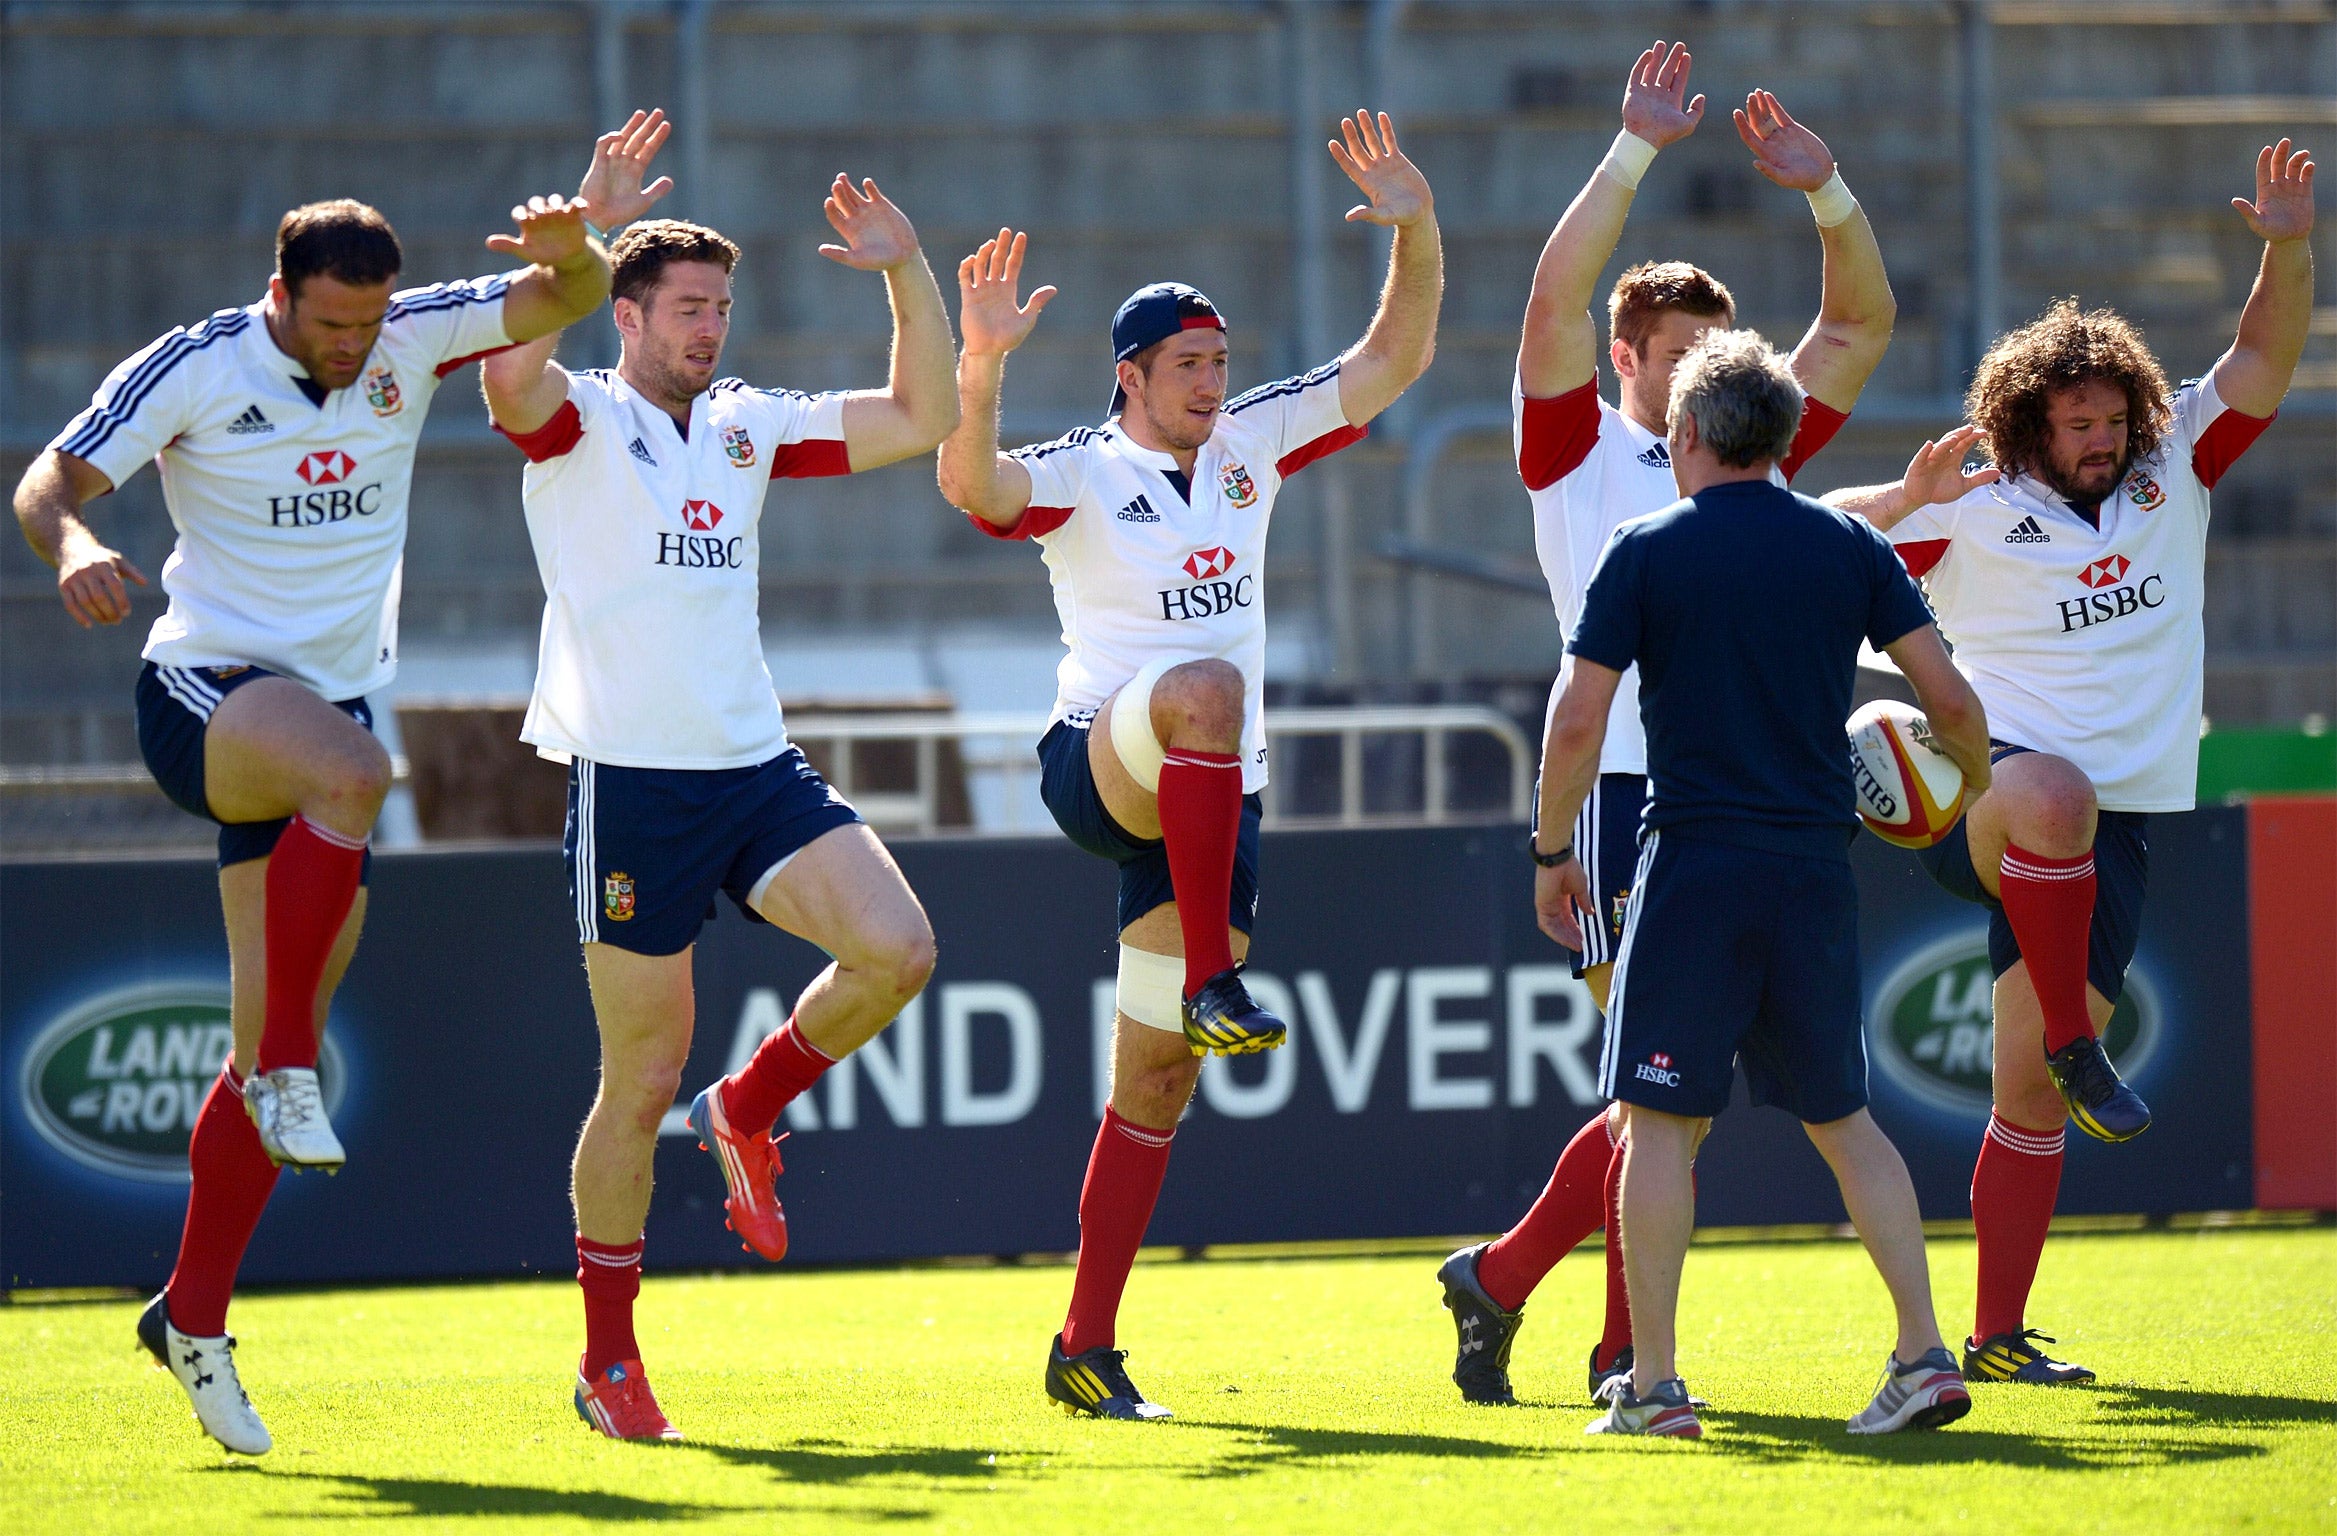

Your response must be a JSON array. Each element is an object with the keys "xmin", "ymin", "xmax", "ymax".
[{"xmin": 1535, "ymin": 331, "xmax": 1993, "ymax": 1439}]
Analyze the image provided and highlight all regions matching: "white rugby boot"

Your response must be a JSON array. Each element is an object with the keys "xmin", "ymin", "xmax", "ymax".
[
  {"xmin": 243, "ymin": 1066, "xmax": 344, "ymax": 1170},
  {"xmin": 138, "ymin": 1292, "xmax": 273, "ymax": 1456}
]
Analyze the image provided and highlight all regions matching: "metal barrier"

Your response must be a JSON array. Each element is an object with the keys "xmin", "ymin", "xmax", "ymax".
[
  {"xmin": 0, "ymin": 705, "xmax": 1536, "ymax": 842},
  {"xmin": 786, "ymin": 704, "xmax": 1537, "ymax": 835}
]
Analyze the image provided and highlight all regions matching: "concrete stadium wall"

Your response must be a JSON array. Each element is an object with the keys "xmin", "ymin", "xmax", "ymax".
[{"xmin": 3, "ymin": 0, "xmax": 2331, "ymax": 763}]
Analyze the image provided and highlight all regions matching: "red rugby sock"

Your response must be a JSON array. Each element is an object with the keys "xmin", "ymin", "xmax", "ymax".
[
  {"xmin": 1060, "ymin": 1108, "xmax": 1175, "ymax": 1355},
  {"xmin": 1476, "ymin": 1113, "xmax": 1616, "ymax": 1312},
  {"xmin": 1998, "ymin": 844, "xmax": 2098, "ymax": 1055},
  {"xmin": 1157, "ymin": 748, "xmax": 1242, "ymax": 995},
  {"xmin": 720, "ymin": 1018, "xmax": 835, "ymax": 1138},
  {"xmin": 1971, "ymin": 1113, "xmax": 2064, "ymax": 1342},
  {"xmin": 577, "ymin": 1234, "xmax": 644, "ymax": 1379},
  {"xmin": 164, "ymin": 1064, "xmax": 282, "ymax": 1337},
  {"xmin": 255, "ymin": 815, "xmax": 366, "ymax": 1073}
]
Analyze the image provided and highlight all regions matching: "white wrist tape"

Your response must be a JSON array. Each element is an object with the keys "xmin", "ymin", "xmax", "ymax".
[
  {"xmin": 1117, "ymin": 944, "xmax": 1188, "ymax": 1033},
  {"xmin": 1598, "ymin": 130, "xmax": 1660, "ymax": 192},
  {"xmin": 1805, "ymin": 171, "xmax": 1857, "ymax": 228}
]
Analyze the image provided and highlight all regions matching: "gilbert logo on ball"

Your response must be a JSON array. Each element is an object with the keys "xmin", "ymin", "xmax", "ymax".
[
  {"xmin": 1847, "ymin": 700, "xmax": 1965, "ymax": 848},
  {"xmin": 1868, "ymin": 934, "xmax": 2160, "ymax": 1116},
  {"xmin": 19, "ymin": 981, "xmax": 348, "ymax": 1182}
]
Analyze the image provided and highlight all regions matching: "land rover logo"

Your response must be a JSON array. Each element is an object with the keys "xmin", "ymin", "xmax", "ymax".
[
  {"xmin": 1868, "ymin": 933, "xmax": 2160, "ymax": 1116},
  {"xmin": 18, "ymin": 981, "xmax": 348, "ymax": 1182}
]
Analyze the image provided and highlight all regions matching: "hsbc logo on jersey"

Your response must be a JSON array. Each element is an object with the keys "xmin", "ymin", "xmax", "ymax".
[
  {"xmin": 657, "ymin": 501, "xmax": 743, "ymax": 569},
  {"xmin": 2060, "ymin": 552, "xmax": 2164, "ymax": 633},
  {"xmin": 270, "ymin": 451, "xmax": 382, "ymax": 527},
  {"xmin": 1160, "ymin": 547, "xmax": 1253, "ymax": 621},
  {"xmin": 296, "ymin": 451, "xmax": 357, "ymax": 485}
]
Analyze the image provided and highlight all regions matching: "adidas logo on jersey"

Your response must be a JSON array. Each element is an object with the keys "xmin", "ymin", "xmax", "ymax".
[
  {"xmin": 226, "ymin": 405, "xmax": 274, "ymax": 436},
  {"xmin": 1116, "ymin": 495, "xmax": 1162, "ymax": 524},
  {"xmin": 2004, "ymin": 516, "xmax": 2051, "ymax": 544},
  {"xmin": 1636, "ymin": 442, "xmax": 1670, "ymax": 468},
  {"xmin": 629, "ymin": 438, "xmax": 656, "ymax": 466}
]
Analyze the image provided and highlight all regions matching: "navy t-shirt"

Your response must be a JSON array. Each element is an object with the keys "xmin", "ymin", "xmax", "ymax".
[{"xmin": 1569, "ymin": 479, "xmax": 1936, "ymax": 859}]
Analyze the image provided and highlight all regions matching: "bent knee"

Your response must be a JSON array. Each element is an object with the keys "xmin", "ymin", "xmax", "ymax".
[
  {"xmin": 1115, "ymin": 1058, "xmax": 1200, "ymax": 1123},
  {"xmin": 1995, "ymin": 756, "xmax": 2097, "ymax": 851},
  {"xmin": 317, "ymin": 740, "xmax": 394, "ymax": 816},
  {"xmin": 1154, "ymin": 660, "xmax": 1245, "ymax": 743},
  {"xmin": 875, "ymin": 920, "xmax": 938, "ymax": 1002}
]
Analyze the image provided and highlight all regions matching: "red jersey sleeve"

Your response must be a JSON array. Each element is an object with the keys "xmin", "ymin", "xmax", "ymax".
[
  {"xmin": 1516, "ymin": 380, "xmax": 1601, "ymax": 491},
  {"xmin": 495, "ymin": 398, "xmax": 584, "ymax": 463},
  {"xmin": 1779, "ymin": 397, "xmax": 1850, "ymax": 485}
]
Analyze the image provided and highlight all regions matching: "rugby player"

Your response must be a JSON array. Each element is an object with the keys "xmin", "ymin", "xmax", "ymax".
[
  {"xmin": 9, "ymin": 112, "xmax": 673, "ymax": 1456},
  {"xmin": 482, "ymin": 177, "xmax": 957, "ymax": 1441},
  {"xmin": 1439, "ymin": 41, "xmax": 1897, "ymax": 1409},
  {"xmin": 936, "ymin": 110, "xmax": 1440, "ymax": 1419},
  {"xmin": 1545, "ymin": 331, "xmax": 1989, "ymax": 1437},
  {"xmin": 1825, "ymin": 139, "xmax": 2315, "ymax": 1385}
]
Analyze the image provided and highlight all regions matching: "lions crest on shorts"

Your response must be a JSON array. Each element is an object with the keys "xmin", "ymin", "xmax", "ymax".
[
  {"xmin": 362, "ymin": 366, "xmax": 403, "ymax": 418},
  {"xmin": 721, "ymin": 425, "xmax": 757, "ymax": 468},
  {"xmin": 602, "ymin": 871, "xmax": 636, "ymax": 923},
  {"xmin": 1219, "ymin": 461, "xmax": 1258, "ymax": 508}
]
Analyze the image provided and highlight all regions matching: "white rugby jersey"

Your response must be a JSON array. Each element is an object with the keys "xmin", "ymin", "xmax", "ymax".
[
  {"xmin": 974, "ymin": 363, "xmax": 1364, "ymax": 794},
  {"xmin": 1517, "ymin": 376, "xmax": 1847, "ymax": 774},
  {"xmin": 499, "ymin": 367, "xmax": 851, "ymax": 769},
  {"xmin": 50, "ymin": 278, "xmax": 516, "ymax": 700},
  {"xmin": 1885, "ymin": 374, "xmax": 2272, "ymax": 812}
]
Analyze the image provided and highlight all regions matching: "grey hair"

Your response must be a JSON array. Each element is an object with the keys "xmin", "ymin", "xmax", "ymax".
[{"xmin": 1668, "ymin": 329, "xmax": 1805, "ymax": 468}]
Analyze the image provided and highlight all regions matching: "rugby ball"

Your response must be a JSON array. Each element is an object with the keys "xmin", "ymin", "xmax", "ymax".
[{"xmin": 1848, "ymin": 700, "xmax": 1966, "ymax": 849}]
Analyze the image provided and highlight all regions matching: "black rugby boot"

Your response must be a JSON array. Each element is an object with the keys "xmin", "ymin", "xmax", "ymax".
[
  {"xmin": 1182, "ymin": 965, "xmax": 1287, "ymax": 1057},
  {"xmin": 2045, "ymin": 1035, "xmax": 2151, "ymax": 1142},
  {"xmin": 1437, "ymin": 1244, "xmax": 1524, "ymax": 1405}
]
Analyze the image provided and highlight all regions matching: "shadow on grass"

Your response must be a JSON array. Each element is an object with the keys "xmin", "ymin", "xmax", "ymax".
[
  {"xmin": 2085, "ymin": 1383, "xmax": 2337, "ymax": 1431},
  {"xmin": 233, "ymin": 1468, "xmax": 932, "ymax": 1524},
  {"xmin": 1174, "ymin": 1420, "xmax": 1559, "ymax": 1476},
  {"xmin": 687, "ymin": 1438, "xmax": 1000, "ymax": 1488}
]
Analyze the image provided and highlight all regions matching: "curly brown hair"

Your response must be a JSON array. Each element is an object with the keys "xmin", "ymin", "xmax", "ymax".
[
  {"xmin": 1966, "ymin": 299, "xmax": 2172, "ymax": 478},
  {"xmin": 609, "ymin": 219, "xmax": 740, "ymax": 308},
  {"xmin": 1608, "ymin": 261, "xmax": 1735, "ymax": 354}
]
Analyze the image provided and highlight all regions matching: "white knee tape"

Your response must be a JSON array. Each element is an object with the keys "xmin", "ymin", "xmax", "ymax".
[
  {"xmin": 1117, "ymin": 943, "xmax": 1187, "ymax": 1033},
  {"xmin": 1108, "ymin": 656, "xmax": 1178, "ymax": 793}
]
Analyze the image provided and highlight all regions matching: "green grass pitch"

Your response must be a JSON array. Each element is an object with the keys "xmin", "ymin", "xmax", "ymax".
[{"xmin": 5, "ymin": 1224, "xmax": 2334, "ymax": 1534}]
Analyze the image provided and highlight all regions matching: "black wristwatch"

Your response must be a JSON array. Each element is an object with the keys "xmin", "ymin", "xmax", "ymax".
[{"xmin": 1531, "ymin": 841, "xmax": 1576, "ymax": 868}]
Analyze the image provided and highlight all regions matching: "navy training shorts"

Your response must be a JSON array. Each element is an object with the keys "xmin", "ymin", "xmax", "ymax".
[
  {"xmin": 1538, "ymin": 771, "xmax": 1645, "ymax": 978},
  {"xmin": 565, "ymin": 746, "xmax": 863, "ymax": 956},
  {"xmin": 1915, "ymin": 743, "xmax": 2150, "ymax": 1003},
  {"xmin": 1602, "ymin": 830, "xmax": 1870, "ymax": 1125},
  {"xmin": 1037, "ymin": 719, "xmax": 1261, "ymax": 937},
  {"xmin": 135, "ymin": 660, "xmax": 375, "ymax": 877}
]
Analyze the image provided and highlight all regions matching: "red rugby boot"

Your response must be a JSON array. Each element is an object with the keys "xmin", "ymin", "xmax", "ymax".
[
  {"xmin": 574, "ymin": 1358, "xmax": 682, "ymax": 1442},
  {"xmin": 686, "ymin": 1083, "xmax": 789, "ymax": 1261}
]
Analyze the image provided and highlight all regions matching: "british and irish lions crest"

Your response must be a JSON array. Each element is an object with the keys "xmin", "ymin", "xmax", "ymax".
[
  {"xmin": 603, "ymin": 871, "xmax": 637, "ymax": 923},
  {"xmin": 362, "ymin": 365, "xmax": 402, "ymax": 418},
  {"xmin": 1219, "ymin": 461, "xmax": 1257, "ymax": 508},
  {"xmin": 721, "ymin": 425, "xmax": 757, "ymax": 468}
]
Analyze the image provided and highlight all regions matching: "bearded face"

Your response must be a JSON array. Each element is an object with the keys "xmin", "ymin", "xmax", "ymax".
[{"xmin": 2035, "ymin": 378, "xmax": 2132, "ymax": 505}]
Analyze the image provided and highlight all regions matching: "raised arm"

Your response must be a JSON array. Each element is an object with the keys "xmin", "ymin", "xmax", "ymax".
[
  {"xmin": 490, "ymin": 195, "xmax": 612, "ymax": 345},
  {"xmin": 936, "ymin": 230, "xmax": 1056, "ymax": 529},
  {"xmin": 814, "ymin": 176, "xmax": 960, "ymax": 470},
  {"xmin": 12, "ymin": 450, "xmax": 145, "ymax": 628},
  {"xmin": 1520, "ymin": 41, "xmax": 1705, "ymax": 398},
  {"xmin": 1735, "ymin": 90, "xmax": 1895, "ymax": 413},
  {"xmin": 1328, "ymin": 110, "xmax": 1443, "ymax": 427},
  {"xmin": 1825, "ymin": 424, "xmax": 1998, "ymax": 532},
  {"xmin": 2212, "ymin": 139, "xmax": 2316, "ymax": 418},
  {"xmin": 480, "ymin": 331, "xmax": 569, "ymax": 438},
  {"xmin": 1884, "ymin": 623, "xmax": 1992, "ymax": 799}
]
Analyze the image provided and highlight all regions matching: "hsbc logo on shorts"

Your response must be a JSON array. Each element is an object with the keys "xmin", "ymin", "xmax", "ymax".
[
  {"xmin": 296, "ymin": 451, "xmax": 358, "ymax": 485},
  {"xmin": 2059, "ymin": 552, "xmax": 2165, "ymax": 633},
  {"xmin": 271, "ymin": 452, "xmax": 382, "ymax": 527},
  {"xmin": 1158, "ymin": 547, "xmax": 1253, "ymax": 621},
  {"xmin": 681, "ymin": 499, "xmax": 724, "ymax": 531},
  {"xmin": 1633, "ymin": 1052, "xmax": 1681, "ymax": 1087}
]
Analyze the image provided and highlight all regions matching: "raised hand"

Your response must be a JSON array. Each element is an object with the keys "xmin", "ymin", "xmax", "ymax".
[
  {"xmin": 1734, "ymin": 90, "xmax": 1835, "ymax": 192},
  {"xmin": 957, "ymin": 229, "xmax": 1057, "ymax": 358},
  {"xmin": 819, "ymin": 175, "xmax": 921, "ymax": 272},
  {"xmin": 1621, "ymin": 40, "xmax": 1704, "ymax": 149},
  {"xmin": 485, "ymin": 194, "xmax": 594, "ymax": 266},
  {"xmin": 1330, "ymin": 110, "xmax": 1433, "ymax": 227},
  {"xmin": 2232, "ymin": 138, "xmax": 2316, "ymax": 243},
  {"xmin": 1902, "ymin": 425, "xmax": 2000, "ymax": 508},
  {"xmin": 578, "ymin": 109, "xmax": 675, "ymax": 230}
]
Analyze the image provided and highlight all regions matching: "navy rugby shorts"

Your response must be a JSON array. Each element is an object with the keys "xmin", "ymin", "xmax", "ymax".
[
  {"xmin": 1915, "ymin": 742, "xmax": 2150, "ymax": 1002},
  {"xmin": 135, "ymin": 660, "xmax": 375, "ymax": 877},
  {"xmin": 565, "ymin": 747, "xmax": 863, "ymax": 956},
  {"xmin": 1537, "ymin": 771, "xmax": 1645, "ymax": 978},
  {"xmin": 1037, "ymin": 719, "xmax": 1260, "ymax": 937},
  {"xmin": 1602, "ymin": 830, "xmax": 1870, "ymax": 1125}
]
